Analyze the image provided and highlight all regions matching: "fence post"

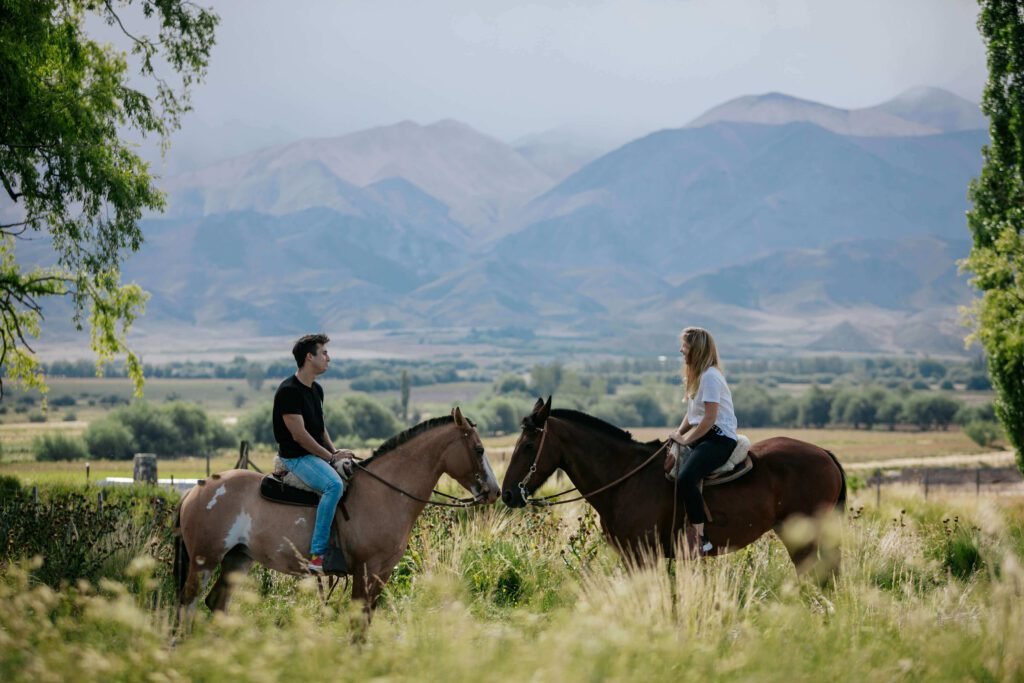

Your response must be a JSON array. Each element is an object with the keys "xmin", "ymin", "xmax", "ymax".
[
  {"xmin": 133, "ymin": 453, "xmax": 158, "ymax": 485},
  {"xmin": 976, "ymin": 467, "xmax": 981, "ymax": 497},
  {"xmin": 206, "ymin": 451, "xmax": 211, "ymax": 477},
  {"xmin": 924, "ymin": 470, "xmax": 929, "ymax": 500},
  {"xmin": 97, "ymin": 490, "xmax": 104, "ymax": 513},
  {"xmin": 874, "ymin": 469, "xmax": 881, "ymax": 508},
  {"xmin": 85, "ymin": 462, "xmax": 90, "ymax": 485},
  {"xmin": 32, "ymin": 486, "xmax": 38, "ymax": 506}
]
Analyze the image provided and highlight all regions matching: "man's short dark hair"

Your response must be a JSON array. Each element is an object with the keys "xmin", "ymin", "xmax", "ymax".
[{"xmin": 292, "ymin": 333, "xmax": 330, "ymax": 368}]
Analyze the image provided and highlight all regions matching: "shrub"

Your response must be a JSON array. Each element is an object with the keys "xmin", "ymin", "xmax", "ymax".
[
  {"xmin": 965, "ymin": 374, "xmax": 992, "ymax": 390},
  {"xmin": 733, "ymin": 384, "xmax": 774, "ymax": 428},
  {"xmin": 84, "ymin": 419, "xmax": 137, "ymax": 460},
  {"xmin": 49, "ymin": 395, "xmax": 76, "ymax": 407},
  {"xmin": 239, "ymin": 403, "xmax": 275, "ymax": 445},
  {"xmin": 341, "ymin": 395, "xmax": 403, "ymax": 439},
  {"xmin": 62, "ymin": 411, "xmax": 77, "ymax": 422},
  {"xmin": 616, "ymin": 392, "xmax": 668, "ymax": 427},
  {"xmin": 28, "ymin": 412, "xmax": 47, "ymax": 423},
  {"xmin": 963, "ymin": 420, "xmax": 1002, "ymax": 448},
  {"xmin": 34, "ymin": 433, "xmax": 89, "ymax": 461}
]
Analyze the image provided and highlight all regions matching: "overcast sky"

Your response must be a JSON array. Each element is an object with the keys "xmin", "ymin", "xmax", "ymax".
[{"xmin": 136, "ymin": 0, "xmax": 987, "ymax": 163}]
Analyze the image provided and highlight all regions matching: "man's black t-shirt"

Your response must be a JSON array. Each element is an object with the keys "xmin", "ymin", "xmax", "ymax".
[{"xmin": 273, "ymin": 375, "xmax": 327, "ymax": 458}]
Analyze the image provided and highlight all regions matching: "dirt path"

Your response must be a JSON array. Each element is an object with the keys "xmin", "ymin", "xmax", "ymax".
[{"xmin": 845, "ymin": 450, "xmax": 1017, "ymax": 471}]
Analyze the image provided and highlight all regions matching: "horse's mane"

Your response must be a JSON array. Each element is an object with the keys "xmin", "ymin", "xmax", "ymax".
[
  {"xmin": 363, "ymin": 415, "xmax": 457, "ymax": 465},
  {"xmin": 536, "ymin": 409, "xmax": 640, "ymax": 443}
]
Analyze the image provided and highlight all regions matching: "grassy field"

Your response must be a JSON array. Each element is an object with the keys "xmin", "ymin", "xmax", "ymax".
[
  {"xmin": 1, "ymin": 425, "xmax": 1010, "ymax": 489},
  {"xmin": 1, "ymin": 485, "xmax": 1023, "ymax": 681}
]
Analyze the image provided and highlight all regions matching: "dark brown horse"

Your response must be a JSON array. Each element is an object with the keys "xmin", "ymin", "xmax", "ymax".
[{"xmin": 501, "ymin": 398, "xmax": 846, "ymax": 577}]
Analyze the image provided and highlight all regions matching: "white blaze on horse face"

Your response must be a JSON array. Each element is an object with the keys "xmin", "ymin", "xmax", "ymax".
[
  {"xmin": 294, "ymin": 517, "xmax": 307, "ymax": 525},
  {"xmin": 207, "ymin": 485, "xmax": 227, "ymax": 510},
  {"xmin": 224, "ymin": 511, "xmax": 253, "ymax": 549},
  {"xmin": 482, "ymin": 456, "xmax": 498, "ymax": 492}
]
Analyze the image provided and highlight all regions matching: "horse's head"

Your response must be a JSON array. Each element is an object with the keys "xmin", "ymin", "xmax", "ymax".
[
  {"xmin": 501, "ymin": 396, "xmax": 558, "ymax": 508},
  {"xmin": 444, "ymin": 406, "xmax": 500, "ymax": 504}
]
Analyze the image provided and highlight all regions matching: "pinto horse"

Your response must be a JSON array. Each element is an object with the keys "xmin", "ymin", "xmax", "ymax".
[
  {"xmin": 501, "ymin": 398, "xmax": 847, "ymax": 577},
  {"xmin": 174, "ymin": 408, "xmax": 499, "ymax": 622}
]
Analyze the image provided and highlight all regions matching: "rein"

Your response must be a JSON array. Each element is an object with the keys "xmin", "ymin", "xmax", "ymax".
[
  {"xmin": 352, "ymin": 429, "xmax": 488, "ymax": 508},
  {"xmin": 517, "ymin": 421, "xmax": 670, "ymax": 506}
]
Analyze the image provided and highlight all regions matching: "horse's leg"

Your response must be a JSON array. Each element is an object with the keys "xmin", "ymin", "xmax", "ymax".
[
  {"xmin": 177, "ymin": 559, "xmax": 211, "ymax": 633},
  {"xmin": 205, "ymin": 546, "xmax": 253, "ymax": 612},
  {"xmin": 350, "ymin": 562, "xmax": 392, "ymax": 626},
  {"xmin": 775, "ymin": 520, "xmax": 840, "ymax": 586}
]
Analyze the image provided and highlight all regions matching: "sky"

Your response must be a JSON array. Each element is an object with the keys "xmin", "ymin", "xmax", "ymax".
[{"xmin": 120, "ymin": 0, "xmax": 988, "ymax": 167}]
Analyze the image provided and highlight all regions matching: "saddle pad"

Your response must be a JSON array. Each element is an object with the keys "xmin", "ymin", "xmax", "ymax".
[
  {"xmin": 711, "ymin": 434, "xmax": 751, "ymax": 475},
  {"xmin": 273, "ymin": 455, "xmax": 351, "ymax": 491},
  {"xmin": 705, "ymin": 455, "xmax": 753, "ymax": 487},
  {"xmin": 259, "ymin": 475, "xmax": 321, "ymax": 506}
]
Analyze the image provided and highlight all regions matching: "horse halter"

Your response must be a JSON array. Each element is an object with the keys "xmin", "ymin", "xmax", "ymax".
[
  {"xmin": 515, "ymin": 418, "xmax": 670, "ymax": 507},
  {"xmin": 516, "ymin": 420, "xmax": 552, "ymax": 504}
]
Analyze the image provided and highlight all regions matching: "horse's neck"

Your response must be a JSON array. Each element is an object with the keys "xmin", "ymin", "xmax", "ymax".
[
  {"xmin": 553, "ymin": 422, "xmax": 649, "ymax": 502},
  {"xmin": 365, "ymin": 427, "xmax": 450, "ymax": 503}
]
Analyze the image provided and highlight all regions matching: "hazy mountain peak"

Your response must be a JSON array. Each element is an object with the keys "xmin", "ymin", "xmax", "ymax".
[
  {"xmin": 688, "ymin": 91, "xmax": 936, "ymax": 137},
  {"xmin": 162, "ymin": 117, "xmax": 552, "ymax": 232},
  {"xmin": 870, "ymin": 87, "xmax": 986, "ymax": 132}
]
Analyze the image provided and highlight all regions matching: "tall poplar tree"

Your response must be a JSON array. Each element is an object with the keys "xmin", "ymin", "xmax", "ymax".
[{"xmin": 963, "ymin": 0, "xmax": 1024, "ymax": 472}]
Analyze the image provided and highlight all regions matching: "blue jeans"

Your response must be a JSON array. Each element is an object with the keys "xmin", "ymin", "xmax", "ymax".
[{"xmin": 281, "ymin": 455, "xmax": 344, "ymax": 556}]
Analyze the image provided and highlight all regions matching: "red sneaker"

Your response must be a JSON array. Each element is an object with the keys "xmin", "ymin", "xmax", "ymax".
[{"xmin": 307, "ymin": 554, "xmax": 325, "ymax": 574}]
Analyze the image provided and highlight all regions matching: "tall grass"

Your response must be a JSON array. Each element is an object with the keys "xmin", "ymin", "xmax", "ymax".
[{"xmin": 1, "ymin": 488, "xmax": 1023, "ymax": 681}]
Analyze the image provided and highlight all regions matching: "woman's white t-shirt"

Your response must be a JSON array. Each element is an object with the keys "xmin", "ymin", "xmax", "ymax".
[{"xmin": 684, "ymin": 366, "xmax": 738, "ymax": 440}]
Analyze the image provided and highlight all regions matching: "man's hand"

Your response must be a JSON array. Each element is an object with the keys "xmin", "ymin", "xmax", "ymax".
[{"xmin": 332, "ymin": 448, "xmax": 355, "ymax": 458}]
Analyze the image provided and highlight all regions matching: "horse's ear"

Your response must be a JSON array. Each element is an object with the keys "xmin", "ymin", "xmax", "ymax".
[
  {"xmin": 532, "ymin": 397, "xmax": 544, "ymax": 413},
  {"xmin": 452, "ymin": 405, "xmax": 466, "ymax": 426},
  {"xmin": 538, "ymin": 395, "xmax": 552, "ymax": 421}
]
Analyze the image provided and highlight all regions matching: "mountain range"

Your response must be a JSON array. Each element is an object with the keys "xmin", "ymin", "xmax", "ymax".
[{"xmin": 33, "ymin": 87, "xmax": 988, "ymax": 359}]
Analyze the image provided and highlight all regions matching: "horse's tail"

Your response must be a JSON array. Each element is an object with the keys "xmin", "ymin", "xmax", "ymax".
[
  {"xmin": 824, "ymin": 450, "xmax": 847, "ymax": 515},
  {"xmin": 171, "ymin": 499, "xmax": 189, "ymax": 600}
]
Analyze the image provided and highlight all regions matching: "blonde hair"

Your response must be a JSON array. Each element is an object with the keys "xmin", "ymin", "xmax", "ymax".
[{"xmin": 680, "ymin": 327, "xmax": 721, "ymax": 399}]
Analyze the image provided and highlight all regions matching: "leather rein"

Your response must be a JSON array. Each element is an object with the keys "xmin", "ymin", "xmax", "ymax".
[
  {"xmin": 350, "ymin": 427, "xmax": 491, "ymax": 508},
  {"xmin": 516, "ymin": 420, "xmax": 670, "ymax": 506}
]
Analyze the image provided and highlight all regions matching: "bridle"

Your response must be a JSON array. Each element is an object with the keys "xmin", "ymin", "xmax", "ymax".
[
  {"xmin": 515, "ymin": 418, "xmax": 670, "ymax": 506},
  {"xmin": 352, "ymin": 423, "xmax": 493, "ymax": 508}
]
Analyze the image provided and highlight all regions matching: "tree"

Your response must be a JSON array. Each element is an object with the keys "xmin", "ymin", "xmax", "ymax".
[
  {"xmin": 1, "ymin": 1, "xmax": 218, "ymax": 396},
  {"xmin": 400, "ymin": 370, "xmax": 410, "ymax": 422},
  {"xmin": 962, "ymin": 0, "xmax": 1024, "ymax": 473},
  {"xmin": 245, "ymin": 363, "xmax": 265, "ymax": 392},
  {"xmin": 799, "ymin": 385, "xmax": 832, "ymax": 428}
]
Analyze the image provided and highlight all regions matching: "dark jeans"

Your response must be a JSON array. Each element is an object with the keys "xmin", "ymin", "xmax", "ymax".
[{"xmin": 676, "ymin": 426, "xmax": 737, "ymax": 525}]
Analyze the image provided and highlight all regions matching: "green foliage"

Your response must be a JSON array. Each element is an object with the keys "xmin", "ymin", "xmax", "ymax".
[
  {"xmin": 238, "ymin": 403, "xmax": 275, "ymax": 445},
  {"xmin": 83, "ymin": 401, "xmax": 232, "ymax": 459},
  {"xmin": 33, "ymin": 433, "xmax": 89, "ymax": 462},
  {"xmin": 903, "ymin": 394, "xmax": 963, "ymax": 431},
  {"xmin": 495, "ymin": 374, "xmax": 529, "ymax": 395},
  {"xmin": 0, "ymin": 0, "xmax": 217, "ymax": 395},
  {"xmin": 0, "ymin": 484, "xmax": 176, "ymax": 587},
  {"xmin": 799, "ymin": 385, "xmax": 832, "ymax": 428},
  {"xmin": 83, "ymin": 418, "xmax": 135, "ymax": 459},
  {"xmin": 471, "ymin": 396, "xmax": 533, "ymax": 436},
  {"xmin": 962, "ymin": 0, "xmax": 1024, "ymax": 474},
  {"xmin": 338, "ymin": 395, "xmax": 402, "ymax": 440},
  {"xmin": 245, "ymin": 363, "xmax": 265, "ymax": 391},
  {"xmin": 964, "ymin": 420, "xmax": 1003, "ymax": 448},
  {"xmin": 733, "ymin": 383, "xmax": 774, "ymax": 427},
  {"xmin": 616, "ymin": 391, "xmax": 668, "ymax": 427}
]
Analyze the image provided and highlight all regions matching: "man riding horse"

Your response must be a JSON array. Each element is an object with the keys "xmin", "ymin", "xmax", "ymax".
[{"xmin": 272, "ymin": 333, "xmax": 354, "ymax": 574}]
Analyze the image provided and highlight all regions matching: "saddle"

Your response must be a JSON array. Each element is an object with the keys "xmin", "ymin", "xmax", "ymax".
[
  {"xmin": 666, "ymin": 434, "xmax": 754, "ymax": 486},
  {"xmin": 258, "ymin": 457, "xmax": 353, "ymax": 576},
  {"xmin": 259, "ymin": 456, "xmax": 354, "ymax": 506}
]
